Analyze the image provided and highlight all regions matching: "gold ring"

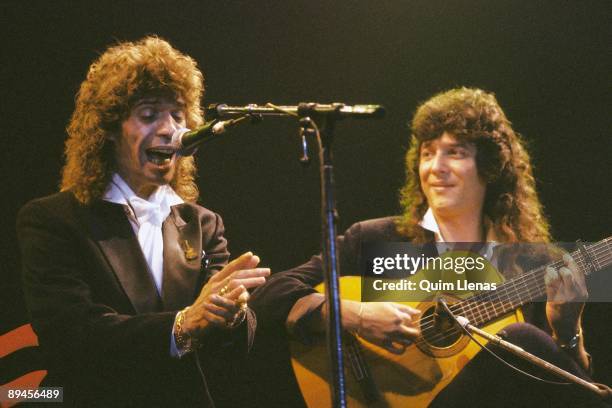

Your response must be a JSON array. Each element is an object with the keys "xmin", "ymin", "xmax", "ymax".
[{"xmin": 219, "ymin": 284, "xmax": 230, "ymax": 296}]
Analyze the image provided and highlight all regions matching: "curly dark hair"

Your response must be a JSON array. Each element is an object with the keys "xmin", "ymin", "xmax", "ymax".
[
  {"xmin": 398, "ymin": 87, "xmax": 551, "ymax": 243},
  {"xmin": 60, "ymin": 36, "xmax": 204, "ymax": 204}
]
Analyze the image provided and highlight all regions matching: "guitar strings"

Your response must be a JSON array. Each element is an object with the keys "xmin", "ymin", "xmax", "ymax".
[
  {"xmin": 418, "ymin": 240, "xmax": 610, "ymax": 336},
  {"xmin": 414, "ymin": 254, "xmax": 611, "ymax": 348},
  {"xmin": 417, "ymin": 263, "xmax": 550, "ymax": 336},
  {"xmin": 410, "ymin": 243, "xmax": 611, "ymax": 347},
  {"xmin": 416, "ymin": 262, "xmax": 570, "ymax": 346},
  {"xmin": 349, "ymin": 239, "xmax": 611, "ymax": 348}
]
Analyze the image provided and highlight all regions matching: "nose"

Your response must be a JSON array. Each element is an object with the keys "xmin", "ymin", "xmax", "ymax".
[
  {"xmin": 157, "ymin": 112, "xmax": 181, "ymax": 139},
  {"xmin": 429, "ymin": 150, "xmax": 449, "ymax": 175}
]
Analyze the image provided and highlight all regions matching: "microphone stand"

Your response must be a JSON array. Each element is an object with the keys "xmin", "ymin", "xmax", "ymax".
[
  {"xmin": 298, "ymin": 103, "xmax": 346, "ymax": 408},
  {"xmin": 209, "ymin": 102, "xmax": 385, "ymax": 408},
  {"xmin": 437, "ymin": 299, "xmax": 612, "ymax": 401}
]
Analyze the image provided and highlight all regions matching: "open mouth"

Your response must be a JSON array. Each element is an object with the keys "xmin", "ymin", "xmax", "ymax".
[{"xmin": 145, "ymin": 146, "xmax": 176, "ymax": 165}]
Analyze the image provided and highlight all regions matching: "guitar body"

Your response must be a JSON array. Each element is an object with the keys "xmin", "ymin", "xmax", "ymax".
[{"xmin": 291, "ymin": 276, "xmax": 524, "ymax": 408}]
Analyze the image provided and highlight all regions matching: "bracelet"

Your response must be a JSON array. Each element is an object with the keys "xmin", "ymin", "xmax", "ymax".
[
  {"xmin": 174, "ymin": 306, "xmax": 197, "ymax": 354},
  {"xmin": 554, "ymin": 328, "xmax": 581, "ymax": 351}
]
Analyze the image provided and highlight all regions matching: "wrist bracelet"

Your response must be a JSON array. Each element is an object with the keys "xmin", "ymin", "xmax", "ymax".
[
  {"xmin": 554, "ymin": 328, "xmax": 581, "ymax": 351},
  {"xmin": 174, "ymin": 306, "xmax": 196, "ymax": 354}
]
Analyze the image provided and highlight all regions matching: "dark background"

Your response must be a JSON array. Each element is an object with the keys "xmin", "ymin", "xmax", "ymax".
[{"xmin": 2, "ymin": 0, "xmax": 610, "ymax": 389}]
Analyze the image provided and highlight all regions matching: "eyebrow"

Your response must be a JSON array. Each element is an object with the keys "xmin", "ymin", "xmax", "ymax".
[
  {"xmin": 447, "ymin": 141, "xmax": 469, "ymax": 148},
  {"xmin": 134, "ymin": 98, "xmax": 186, "ymax": 108},
  {"xmin": 421, "ymin": 140, "xmax": 470, "ymax": 149}
]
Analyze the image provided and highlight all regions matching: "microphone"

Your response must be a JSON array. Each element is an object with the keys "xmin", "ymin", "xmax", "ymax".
[{"xmin": 171, "ymin": 119, "xmax": 235, "ymax": 156}]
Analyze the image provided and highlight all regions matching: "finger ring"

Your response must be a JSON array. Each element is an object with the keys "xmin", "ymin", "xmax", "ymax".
[{"xmin": 219, "ymin": 284, "xmax": 230, "ymax": 296}]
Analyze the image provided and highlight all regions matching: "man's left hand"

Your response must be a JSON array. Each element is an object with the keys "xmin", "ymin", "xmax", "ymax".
[{"xmin": 545, "ymin": 253, "xmax": 588, "ymax": 340}]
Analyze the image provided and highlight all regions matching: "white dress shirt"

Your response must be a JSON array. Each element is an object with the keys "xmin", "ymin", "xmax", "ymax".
[{"xmin": 103, "ymin": 173, "xmax": 184, "ymax": 294}]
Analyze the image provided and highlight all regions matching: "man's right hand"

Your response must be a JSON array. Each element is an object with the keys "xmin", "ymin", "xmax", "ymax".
[
  {"xmin": 344, "ymin": 301, "xmax": 421, "ymax": 355},
  {"xmin": 183, "ymin": 252, "xmax": 270, "ymax": 338}
]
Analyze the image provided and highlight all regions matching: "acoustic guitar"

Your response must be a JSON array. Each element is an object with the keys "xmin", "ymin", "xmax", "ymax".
[{"xmin": 291, "ymin": 238, "xmax": 611, "ymax": 407}]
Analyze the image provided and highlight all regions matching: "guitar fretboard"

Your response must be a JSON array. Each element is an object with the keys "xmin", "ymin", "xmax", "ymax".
[{"xmin": 448, "ymin": 238, "xmax": 612, "ymax": 327}]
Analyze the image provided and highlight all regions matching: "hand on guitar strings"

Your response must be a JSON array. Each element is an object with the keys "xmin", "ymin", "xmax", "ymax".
[
  {"xmin": 347, "ymin": 301, "xmax": 421, "ymax": 355},
  {"xmin": 544, "ymin": 253, "xmax": 591, "ymax": 371},
  {"xmin": 544, "ymin": 253, "xmax": 588, "ymax": 339}
]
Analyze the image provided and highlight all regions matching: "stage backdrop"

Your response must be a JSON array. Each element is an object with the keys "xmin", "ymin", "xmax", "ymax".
[{"xmin": 2, "ymin": 0, "xmax": 610, "ymax": 392}]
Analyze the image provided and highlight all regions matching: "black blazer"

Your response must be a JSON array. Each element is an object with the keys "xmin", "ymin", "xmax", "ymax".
[
  {"xmin": 247, "ymin": 217, "xmax": 550, "ymax": 408},
  {"xmin": 17, "ymin": 191, "xmax": 247, "ymax": 407},
  {"xmin": 250, "ymin": 217, "xmax": 408, "ymax": 331}
]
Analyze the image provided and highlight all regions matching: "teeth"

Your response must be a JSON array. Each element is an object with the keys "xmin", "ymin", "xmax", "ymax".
[
  {"xmin": 149, "ymin": 149, "xmax": 174, "ymax": 154},
  {"xmin": 146, "ymin": 148, "xmax": 174, "ymax": 165},
  {"xmin": 150, "ymin": 156, "xmax": 171, "ymax": 165}
]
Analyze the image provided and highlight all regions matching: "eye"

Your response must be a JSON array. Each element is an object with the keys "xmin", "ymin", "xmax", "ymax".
[
  {"xmin": 172, "ymin": 110, "xmax": 186, "ymax": 123},
  {"xmin": 448, "ymin": 147, "xmax": 468, "ymax": 158},
  {"xmin": 138, "ymin": 107, "xmax": 157, "ymax": 122},
  {"xmin": 420, "ymin": 148, "xmax": 433, "ymax": 160}
]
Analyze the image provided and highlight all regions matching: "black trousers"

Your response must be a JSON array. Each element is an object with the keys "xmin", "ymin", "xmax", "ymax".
[{"xmin": 431, "ymin": 323, "xmax": 609, "ymax": 408}]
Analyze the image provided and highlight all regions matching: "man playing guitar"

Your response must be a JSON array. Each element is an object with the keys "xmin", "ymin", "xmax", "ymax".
[{"xmin": 251, "ymin": 88, "xmax": 604, "ymax": 407}]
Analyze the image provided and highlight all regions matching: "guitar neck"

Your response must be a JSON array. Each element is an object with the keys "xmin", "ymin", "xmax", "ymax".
[{"xmin": 449, "ymin": 238, "xmax": 612, "ymax": 327}]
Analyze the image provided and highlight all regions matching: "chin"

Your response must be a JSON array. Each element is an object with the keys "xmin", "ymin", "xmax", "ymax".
[
  {"xmin": 431, "ymin": 204, "xmax": 460, "ymax": 216},
  {"xmin": 148, "ymin": 167, "xmax": 175, "ymax": 182},
  {"xmin": 430, "ymin": 198, "xmax": 452, "ymax": 209}
]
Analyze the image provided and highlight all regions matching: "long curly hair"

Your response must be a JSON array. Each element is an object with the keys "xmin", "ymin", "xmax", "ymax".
[
  {"xmin": 61, "ymin": 36, "xmax": 204, "ymax": 204},
  {"xmin": 397, "ymin": 87, "xmax": 551, "ymax": 244}
]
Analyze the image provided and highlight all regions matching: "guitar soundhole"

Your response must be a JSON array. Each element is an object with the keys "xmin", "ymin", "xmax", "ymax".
[{"xmin": 420, "ymin": 305, "xmax": 462, "ymax": 348}]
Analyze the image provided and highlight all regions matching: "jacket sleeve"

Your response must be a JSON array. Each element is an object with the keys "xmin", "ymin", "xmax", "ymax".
[{"xmin": 250, "ymin": 221, "xmax": 364, "ymax": 336}]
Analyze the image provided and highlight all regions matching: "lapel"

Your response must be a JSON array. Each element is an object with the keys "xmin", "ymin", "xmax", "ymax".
[
  {"xmin": 161, "ymin": 204, "xmax": 203, "ymax": 311},
  {"xmin": 87, "ymin": 200, "xmax": 162, "ymax": 314}
]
